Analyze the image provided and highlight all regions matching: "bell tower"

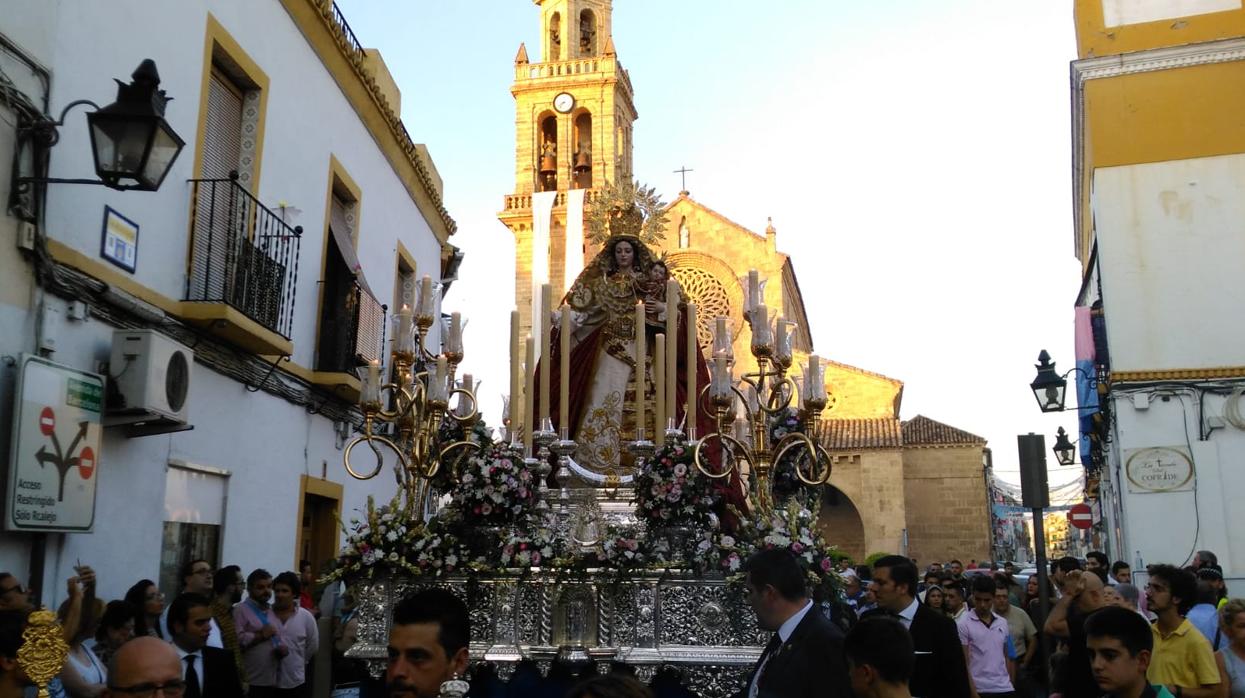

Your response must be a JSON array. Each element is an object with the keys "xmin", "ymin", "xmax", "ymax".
[{"xmin": 499, "ymin": 0, "xmax": 638, "ymax": 338}]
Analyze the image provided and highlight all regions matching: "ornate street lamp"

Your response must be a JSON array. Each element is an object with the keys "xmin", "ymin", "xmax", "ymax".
[
  {"xmin": 1030, "ymin": 350, "xmax": 1068, "ymax": 413},
  {"xmin": 17, "ymin": 59, "xmax": 184, "ymax": 193},
  {"xmin": 86, "ymin": 59, "xmax": 185, "ymax": 191},
  {"xmin": 1052, "ymin": 427, "xmax": 1077, "ymax": 466}
]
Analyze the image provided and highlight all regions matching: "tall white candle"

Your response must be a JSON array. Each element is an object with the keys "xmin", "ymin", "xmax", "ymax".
[
  {"xmin": 397, "ymin": 305, "xmax": 413, "ymax": 354},
  {"xmin": 539, "ymin": 284, "xmax": 552, "ymax": 423},
  {"xmin": 635, "ymin": 300, "xmax": 646, "ymax": 438},
  {"xmin": 509, "ymin": 310, "xmax": 520, "ymax": 436},
  {"xmin": 686, "ymin": 302, "xmax": 697, "ymax": 434},
  {"xmin": 775, "ymin": 318, "xmax": 789, "ymax": 363},
  {"xmin": 714, "ymin": 316, "xmax": 730, "ymax": 359},
  {"xmin": 655, "ymin": 337, "xmax": 666, "ymax": 447},
  {"xmin": 448, "ymin": 312, "xmax": 463, "ymax": 354},
  {"xmin": 808, "ymin": 355, "xmax": 822, "ymax": 401},
  {"xmin": 458, "ymin": 373, "xmax": 473, "ymax": 416},
  {"xmin": 361, "ymin": 359, "xmax": 380, "ymax": 405},
  {"xmin": 752, "ymin": 304, "xmax": 771, "ymax": 352},
  {"xmin": 524, "ymin": 334, "xmax": 535, "ymax": 455},
  {"xmin": 559, "ymin": 303, "xmax": 571, "ymax": 432},
  {"xmin": 665, "ymin": 279, "xmax": 678, "ymax": 425},
  {"xmin": 747, "ymin": 270, "xmax": 759, "ymax": 312},
  {"xmin": 419, "ymin": 275, "xmax": 434, "ymax": 317}
]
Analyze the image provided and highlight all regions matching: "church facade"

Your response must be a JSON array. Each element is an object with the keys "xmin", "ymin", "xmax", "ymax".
[{"xmin": 499, "ymin": 0, "xmax": 992, "ymax": 565}]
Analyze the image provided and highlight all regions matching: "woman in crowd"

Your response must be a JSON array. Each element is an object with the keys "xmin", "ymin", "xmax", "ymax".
[
  {"xmin": 923, "ymin": 585, "xmax": 946, "ymax": 615},
  {"xmin": 1215, "ymin": 599, "xmax": 1245, "ymax": 698},
  {"xmin": 89, "ymin": 600, "xmax": 135, "ymax": 669},
  {"xmin": 58, "ymin": 585, "xmax": 106, "ymax": 698},
  {"xmin": 122, "ymin": 579, "xmax": 164, "ymax": 639}
]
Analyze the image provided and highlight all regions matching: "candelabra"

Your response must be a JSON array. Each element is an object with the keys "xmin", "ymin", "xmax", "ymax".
[
  {"xmin": 693, "ymin": 305, "xmax": 832, "ymax": 517},
  {"xmin": 343, "ymin": 295, "xmax": 481, "ymax": 512}
]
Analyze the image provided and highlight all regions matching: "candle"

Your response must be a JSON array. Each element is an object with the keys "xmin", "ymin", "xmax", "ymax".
[
  {"xmin": 665, "ymin": 279, "xmax": 678, "ymax": 425},
  {"xmin": 457, "ymin": 373, "xmax": 473, "ymax": 416},
  {"xmin": 654, "ymin": 337, "xmax": 666, "ymax": 446},
  {"xmin": 775, "ymin": 318, "xmax": 789, "ymax": 363},
  {"xmin": 635, "ymin": 300, "xmax": 646, "ymax": 437},
  {"xmin": 747, "ymin": 270, "xmax": 759, "ymax": 313},
  {"xmin": 448, "ymin": 311, "xmax": 463, "ymax": 355},
  {"xmin": 430, "ymin": 355, "xmax": 449, "ymax": 403},
  {"xmin": 361, "ymin": 359, "xmax": 380, "ymax": 405},
  {"xmin": 712, "ymin": 355, "xmax": 729, "ymax": 401},
  {"xmin": 540, "ymin": 284, "xmax": 552, "ymax": 422},
  {"xmin": 752, "ymin": 304, "xmax": 771, "ymax": 352},
  {"xmin": 714, "ymin": 316, "xmax": 731, "ymax": 359},
  {"xmin": 686, "ymin": 302, "xmax": 697, "ymax": 434},
  {"xmin": 560, "ymin": 303, "xmax": 571, "ymax": 432},
  {"xmin": 509, "ymin": 310, "xmax": 520, "ymax": 436},
  {"xmin": 397, "ymin": 305, "xmax": 413, "ymax": 354},
  {"xmin": 524, "ymin": 334, "xmax": 535, "ymax": 455},
  {"xmin": 809, "ymin": 354, "xmax": 822, "ymax": 401},
  {"xmin": 419, "ymin": 275, "xmax": 434, "ymax": 317}
]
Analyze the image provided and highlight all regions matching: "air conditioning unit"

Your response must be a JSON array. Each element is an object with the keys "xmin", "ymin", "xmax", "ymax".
[{"xmin": 107, "ymin": 329, "xmax": 192, "ymax": 425}]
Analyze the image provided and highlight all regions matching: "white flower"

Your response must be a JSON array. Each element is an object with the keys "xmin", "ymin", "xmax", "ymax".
[
  {"xmin": 386, "ymin": 530, "xmax": 398, "ymax": 542},
  {"xmin": 721, "ymin": 535, "xmax": 736, "ymax": 547},
  {"xmin": 445, "ymin": 554, "xmax": 459, "ymax": 567}
]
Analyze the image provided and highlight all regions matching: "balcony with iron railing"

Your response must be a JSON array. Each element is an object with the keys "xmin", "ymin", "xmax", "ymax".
[
  {"xmin": 182, "ymin": 171, "xmax": 302, "ymax": 355},
  {"xmin": 309, "ymin": 277, "xmax": 384, "ymax": 401}
]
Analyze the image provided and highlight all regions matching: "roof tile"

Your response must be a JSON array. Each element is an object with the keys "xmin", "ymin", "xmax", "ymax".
[{"xmin": 901, "ymin": 415, "xmax": 986, "ymax": 447}]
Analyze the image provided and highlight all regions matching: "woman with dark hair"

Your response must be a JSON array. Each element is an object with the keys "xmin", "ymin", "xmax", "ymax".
[
  {"xmin": 123, "ymin": 579, "xmax": 164, "ymax": 639},
  {"xmin": 923, "ymin": 585, "xmax": 946, "ymax": 615},
  {"xmin": 90, "ymin": 600, "xmax": 135, "ymax": 669},
  {"xmin": 57, "ymin": 578, "xmax": 106, "ymax": 698}
]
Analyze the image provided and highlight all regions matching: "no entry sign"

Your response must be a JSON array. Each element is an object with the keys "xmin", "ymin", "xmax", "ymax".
[{"xmin": 1068, "ymin": 502, "xmax": 1094, "ymax": 530}]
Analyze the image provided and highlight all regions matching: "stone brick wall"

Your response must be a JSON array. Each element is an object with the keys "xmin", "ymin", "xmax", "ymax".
[
  {"xmin": 823, "ymin": 449, "xmax": 908, "ymax": 557},
  {"xmin": 902, "ymin": 445, "xmax": 991, "ymax": 566}
]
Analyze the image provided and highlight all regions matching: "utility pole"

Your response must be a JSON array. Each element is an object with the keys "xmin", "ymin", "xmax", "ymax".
[{"xmin": 1018, "ymin": 433, "xmax": 1052, "ymax": 688}]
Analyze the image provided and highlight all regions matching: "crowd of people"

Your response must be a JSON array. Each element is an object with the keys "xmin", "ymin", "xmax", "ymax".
[
  {"xmin": 0, "ymin": 559, "xmax": 331, "ymax": 698},
  {"xmin": 1, "ymin": 549, "xmax": 1242, "ymax": 698}
]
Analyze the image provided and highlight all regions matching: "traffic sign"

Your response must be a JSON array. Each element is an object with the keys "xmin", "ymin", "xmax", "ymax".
[
  {"xmin": 6, "ymin": 355, "xmax": 103, "ymax": 532},
  {"xmin": 1068, "ymin": 502, "xmax": 1094, "ymax": 530}
]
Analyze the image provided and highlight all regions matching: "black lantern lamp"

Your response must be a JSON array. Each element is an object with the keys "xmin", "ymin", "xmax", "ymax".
[
  {"xmin": 86, "ymin": 59, "xmax": 185, "ymax": 191},
  {"xmin": 1030, "ymin": 350, "xmax": 1068, "ymax": 413},
  {"xmin": 1052, "ymin": 426, "xmax": 1077, "ymax": 466},
  {"xmin": 16, "ymin": 59, "xmax": 184, "ymax": 194}
]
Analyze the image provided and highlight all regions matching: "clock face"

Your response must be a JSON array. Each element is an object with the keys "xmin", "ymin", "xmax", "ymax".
[{"xmin": 554, "ymin": 92, "xmax": 575, "ymax": 113}]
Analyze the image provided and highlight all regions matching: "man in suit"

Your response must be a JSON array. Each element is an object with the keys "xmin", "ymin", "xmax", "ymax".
[
  {"xmin": 168, "ymin": 592, "xmax": 244, "ymax": 698},
  {"xmin": 739, "ymin": 548, "xmax": 851, "ymax": 698},
  {"xmin": 870, "ymin": 554, "xmax": 971, "ymax": 698}
]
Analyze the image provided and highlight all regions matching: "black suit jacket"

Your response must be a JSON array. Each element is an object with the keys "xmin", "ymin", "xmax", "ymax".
[
  {"xmin": 199, "ymin": 646, "xmax": 244, "ymax": 698},
  {"xmin": 905, "ymin": 604, "xmax": 971, "ymax": 698},
  {"xmin": 741, "ymin": 605, "xmax": 851, "ymax": 698}
]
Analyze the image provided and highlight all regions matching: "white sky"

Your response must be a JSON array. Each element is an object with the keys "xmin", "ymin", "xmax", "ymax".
[{"xmin": 336, "ymin": 0, "xmax": 1086, "ymax": 491}]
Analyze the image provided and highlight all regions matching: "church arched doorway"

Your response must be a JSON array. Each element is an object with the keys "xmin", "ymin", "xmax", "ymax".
[{"xmin": 817, "ymin": 486, "xmax": 865, "ymax": 562}]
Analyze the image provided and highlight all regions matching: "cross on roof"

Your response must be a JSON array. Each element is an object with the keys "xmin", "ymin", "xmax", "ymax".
[{"xmin": 673, "ymin": 165, "xmax": 694, "ymax": 193}]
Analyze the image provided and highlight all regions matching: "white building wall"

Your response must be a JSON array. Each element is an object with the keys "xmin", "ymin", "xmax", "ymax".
[
  {"xmin": 1093, "ymin": 154, "xmax": 1245, "ymax": 372},
  {"xmin": 1092, "ymin": 153, "xmax": 1245, "ymax": 591},
  {"xmin": 0, "ymin": 1, "xmax": 453, "ymax": 605}
]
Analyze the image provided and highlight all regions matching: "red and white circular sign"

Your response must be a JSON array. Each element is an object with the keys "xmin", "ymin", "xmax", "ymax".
[
  {"xmin": 1068, "ymin": 502, "xmax": 1094, "ymax": 530},
  {"xmin": 77, "ymin": 446, "xmax": 96, "ymax": 480},
  {"xmin": 39, "ymin": 407, "xmax": 56, "ymax": 436}
]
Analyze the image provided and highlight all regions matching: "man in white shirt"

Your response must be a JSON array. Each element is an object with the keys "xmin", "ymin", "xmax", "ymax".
[{"xmin": 741, "ymin": 549, "xmax": 850, "ymax": 698}]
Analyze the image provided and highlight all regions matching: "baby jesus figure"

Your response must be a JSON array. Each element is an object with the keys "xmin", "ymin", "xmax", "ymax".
[{"xmin": 641, "ymin": 260, "xmax": 672, "ymax": 327}]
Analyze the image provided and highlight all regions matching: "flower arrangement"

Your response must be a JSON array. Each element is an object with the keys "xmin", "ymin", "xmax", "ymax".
[
  {"xmin": 434, "ymin": 418, "xmax": 495, "ymax": 489},
  {"xmin": 321, "ymin": 494, "xmax": 426, "ymax": 585},
  {"xmin": 450, "ymin": 443, "xmax": 537, "ymax": 524},
  {"xmin": 498, "ymin": 516, "xmax": 562, "ymax": 568},
  {"xmin": 740, "ymin": 500, "xmax": 841, "ymax": 597},
  {"xmin": 599, "ymin": 528, "xmax": 650, "ymax": 571},
  {"xmin": 634, "ymin": 440, "xmax": 722, "ymax": 530},
  {"xmin": 407, "ymin": 518, "xmax": 480, "ymax": 576},
  {"xmin": 691, "ymin": 529, "xmax": 750, "ymax": 576}
]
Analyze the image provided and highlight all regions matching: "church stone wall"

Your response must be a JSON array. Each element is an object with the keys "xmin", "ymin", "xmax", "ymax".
[
  {"xmin": 824, "ymin": 450, "xmax": 907, "ymax": 558},
  {"xmin": 822, "ymin": 365, "xmax": 901, "ymax": 420},
  {"xmin": 902, "ymin": 445, "xmax": 991, "ymax": 567}
]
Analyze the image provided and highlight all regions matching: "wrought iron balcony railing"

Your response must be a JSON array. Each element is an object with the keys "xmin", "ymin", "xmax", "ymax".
[
  {"xmin": 185, "ymin": 172, "xmax": 302, "ymax": 339},
  {"xmin": 317, "ymin": 279, "xmax": 385, "ymax": 374}
]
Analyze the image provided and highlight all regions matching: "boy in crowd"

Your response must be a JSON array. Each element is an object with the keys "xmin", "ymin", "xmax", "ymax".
[{"xmin": 1085, "ymin": 605, "xmax": 1172, "ymax": 698}]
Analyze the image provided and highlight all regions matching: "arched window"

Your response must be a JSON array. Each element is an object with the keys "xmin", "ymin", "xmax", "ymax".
[
  {"xmin": 678, "ymin": 218, "xmax": 690, "ymax": 248},
  {"xmin": 573, "ymin": 111, "xmax": 592, "ymax": 189},
  {"xmin": 538, "ymin": 113, "xmax": 558, "ymax": 191},
  {"xmin": 549, "ymin": 12, "xmax": 562, "ymax": 61},
  {"xmin": 579, "ymin": 10, "xmax": 597, "ymax": 56}
]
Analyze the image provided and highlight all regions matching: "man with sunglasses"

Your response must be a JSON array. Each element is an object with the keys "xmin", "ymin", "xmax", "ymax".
[
  {"xmin": 0, "ymin": 576, "xmax": 32, "ymax": 614},
  {"xmin": 101, "ymin": 635, "xmax": 186, "ymax": 697},
  {"xmin": 160, "ymin": 561, "xmax": 223, "ymax": 649}
]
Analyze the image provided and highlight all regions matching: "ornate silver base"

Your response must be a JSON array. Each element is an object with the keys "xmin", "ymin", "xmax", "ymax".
[{"xmin": 347, "ymin": 572, "xmax": 763, "ymax": 697}]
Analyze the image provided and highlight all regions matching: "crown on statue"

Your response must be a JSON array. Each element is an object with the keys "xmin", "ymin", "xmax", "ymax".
[{"xmin": 585, "ymin": 179, "xmax": 669, "ymax": 245}]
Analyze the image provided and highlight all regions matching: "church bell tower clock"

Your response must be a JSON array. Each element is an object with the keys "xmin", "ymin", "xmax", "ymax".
[{"xmin": 499, "ymin": 0, "xmax": 638, "ymax": 339}]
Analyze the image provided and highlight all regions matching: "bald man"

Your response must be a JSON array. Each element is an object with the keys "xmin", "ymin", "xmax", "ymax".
[
  {"xmin": 103, "ymin": 636, "xmax": 183, "ymax": 698},
  {"xmin": 1045, "ymin": 570, "xmax": 1107, "ymax": 698}
]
